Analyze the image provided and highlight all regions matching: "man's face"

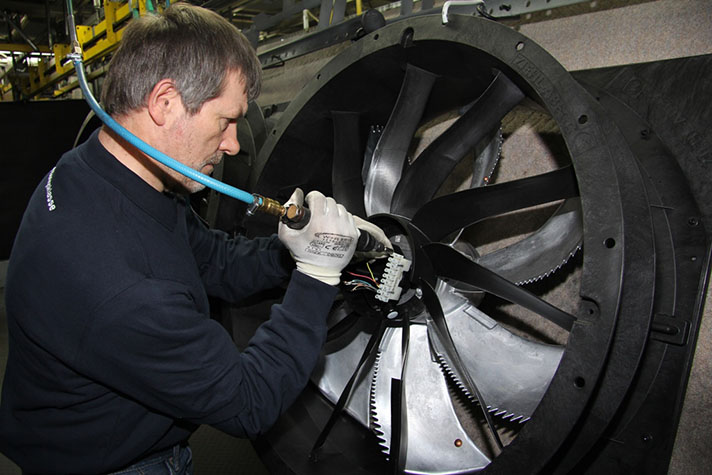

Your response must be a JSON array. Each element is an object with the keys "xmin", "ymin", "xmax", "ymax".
[{"xmin": 164, "ymin": 70, "xmax": 248, "ymax": 194}]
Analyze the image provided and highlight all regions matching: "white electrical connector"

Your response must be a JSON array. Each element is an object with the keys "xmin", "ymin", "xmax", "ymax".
[{"xmin": 375, "ymin": 253, "xmax": 412, "ymax": 302}]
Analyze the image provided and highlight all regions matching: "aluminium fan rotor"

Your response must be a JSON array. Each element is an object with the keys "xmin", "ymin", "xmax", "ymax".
[{"xmin": 249, "ymin": 12, "xmax": 657, "ymax": 474}]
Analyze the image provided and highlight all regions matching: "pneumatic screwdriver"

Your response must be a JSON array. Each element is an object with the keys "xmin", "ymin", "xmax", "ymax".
[{"xmin": 249, "ymin": 194, "xmax": 390, "ymax": 254}]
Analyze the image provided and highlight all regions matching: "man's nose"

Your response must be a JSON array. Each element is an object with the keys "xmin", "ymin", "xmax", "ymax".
[{"xmin": 220, "ymin": 122, "xmax": 240, "ymax": 156}]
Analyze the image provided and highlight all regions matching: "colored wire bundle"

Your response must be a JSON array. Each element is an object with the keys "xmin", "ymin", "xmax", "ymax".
[{"xmin": 344, "ymin": 263, "xmax": 380, "ymax": 292}]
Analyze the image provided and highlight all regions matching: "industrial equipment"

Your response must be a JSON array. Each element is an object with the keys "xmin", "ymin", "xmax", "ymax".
[
  {"xmin": 1, "ymin": 2, "xmax": 709, "ymax": 473},
  {"xmin": 228, "ymin": 11, "xmax": 711, "ymax": 475}
]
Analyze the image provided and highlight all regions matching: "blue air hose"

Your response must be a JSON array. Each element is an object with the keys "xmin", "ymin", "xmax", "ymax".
[{"xmin": 66, "ymin": 0, "xmax": 260, "ymax": 209}]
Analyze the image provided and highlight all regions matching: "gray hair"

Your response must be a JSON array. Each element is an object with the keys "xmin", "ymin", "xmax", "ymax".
[{"xmin": 101, "ymin": 2, "xmax": 261, "ymax": 116}]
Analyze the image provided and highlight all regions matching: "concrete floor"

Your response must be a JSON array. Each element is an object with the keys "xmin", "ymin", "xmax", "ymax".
[{"xmin": 0, "ymin": 0, "xmax": 710, "ymax": 473}]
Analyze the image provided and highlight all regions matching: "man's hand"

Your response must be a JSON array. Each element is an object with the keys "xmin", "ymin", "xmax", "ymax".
[{"xmin": 278, "ymin": 189, "xmax": 359, "ymax": 285}]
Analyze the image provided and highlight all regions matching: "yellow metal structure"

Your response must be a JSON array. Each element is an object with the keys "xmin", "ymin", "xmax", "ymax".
[{"xmin": 2, "ymin": 1, "xmax": 165, "ymax": 101}]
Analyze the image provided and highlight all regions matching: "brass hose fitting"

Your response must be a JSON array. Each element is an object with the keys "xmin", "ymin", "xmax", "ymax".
[
  {"xmin": 247, "ymin": 194, "xmax": 311, "ymax": 229},
  {"xmin": 255, "ymin": 194, "xmax": 285, "ymax": 217}
]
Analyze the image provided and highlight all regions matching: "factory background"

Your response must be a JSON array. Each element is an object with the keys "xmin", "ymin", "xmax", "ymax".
[{"xmin": 1, "ymin": 0, "xmax": 711, "ymax": 473}]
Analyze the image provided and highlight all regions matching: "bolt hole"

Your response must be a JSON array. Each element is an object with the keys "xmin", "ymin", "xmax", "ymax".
[
  {"xmin": 374, "ymin": 33, "xmax": 379, "ymax": 40},
  {"xmin": 578, "ymin": 114, "xmax": 588, "ymax": 124},
  {"xmin": 526, "ymin": 0, "xmax": 531, "ymax": 6},
  {"xmin": 574, "ymin": 377, "xmax": 586, "ymax": 389},
  {"xmin": 401, "ymin": 27, "xmax": 414, "ymax": 48},
  {"xmin": 604, "ymin": 238, "xmax": 616, "ymax": 249},
  {"xmin": 688, "ymin": 217, "xmax": 699, "ymax": 226},
  {"xmin": 583, "ymin": 300, "xmax": 599, "ymax": 318},
  {"xmin": 516, "ymin": 41, "xmax": 525, "ymax": 51}
]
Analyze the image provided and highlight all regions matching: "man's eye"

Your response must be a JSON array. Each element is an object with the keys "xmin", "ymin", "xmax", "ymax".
[{"xmin": 221, "ymin": 118, "xmax": 237, "ymax": 131}]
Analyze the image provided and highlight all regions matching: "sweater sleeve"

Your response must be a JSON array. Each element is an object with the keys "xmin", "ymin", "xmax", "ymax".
[
  {"xmin": 75, "ymin": 270, "xmax": 337, "ymax": 439},
  {"xmin": 184, "ymin": 204, "xmax": 295, "ymax": 303}
]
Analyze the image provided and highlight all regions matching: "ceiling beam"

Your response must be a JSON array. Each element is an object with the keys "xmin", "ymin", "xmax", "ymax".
[
  {"xmin": 0, "ymin": 1, "xmax": 65, "ymax": 18},
  {"xmin": 0, "ymin": 42, "xmax": 51, "ymax": 53}
]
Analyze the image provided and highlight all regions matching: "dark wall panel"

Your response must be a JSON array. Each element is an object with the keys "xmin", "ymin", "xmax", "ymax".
[{"xmin": 0, "ymin": 100, "xmax": 96, "ymax": 259}]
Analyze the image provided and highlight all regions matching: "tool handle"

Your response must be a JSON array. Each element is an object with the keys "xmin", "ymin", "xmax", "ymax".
[
  {"xmin": 281, "ymin": 204, "xmax": 385, "ymax": 253},
  {"xmin": 355, "ymin": 230, "xmax": 387, "ymax": 253}
]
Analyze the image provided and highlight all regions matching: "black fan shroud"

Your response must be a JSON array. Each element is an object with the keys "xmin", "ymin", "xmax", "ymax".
[{"xmin": 219, "ymin": 15, "xmax": 710, "ymax": 475}]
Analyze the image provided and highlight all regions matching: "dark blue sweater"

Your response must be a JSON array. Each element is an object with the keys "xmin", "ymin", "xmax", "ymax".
[{"xmin": 0, "ymin": 130, "xmax": 336, "ymax": 474}]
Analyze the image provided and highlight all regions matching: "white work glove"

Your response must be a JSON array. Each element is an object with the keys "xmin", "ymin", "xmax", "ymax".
[{"xmin": 278, "ymin": 189, "xmax": 360, "ymax": 286}]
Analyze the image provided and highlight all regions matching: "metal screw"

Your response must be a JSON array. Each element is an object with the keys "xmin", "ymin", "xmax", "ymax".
[
  {"xmin": 415, "ymin": 288, "xmax": 423, "ymax": 299},
  {"xmin": 387, "ymin": 310, "xmax": 399, "ymax": 320}
]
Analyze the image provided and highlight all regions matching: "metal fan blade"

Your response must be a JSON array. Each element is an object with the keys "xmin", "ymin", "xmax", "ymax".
[
  {"xmin": 432, "ymin": 279, "xmax": 564, "ymax": 420},
  {"xmin": 364, "ymin": 63, "xmax": 438, "ymax": 216},
  {"xmin": 391, "ymin": 316, "xmax": 408, "ymax": 475},
  {"xmin": 469, "ymin": 127, "xmax": 502, "ymax": 190},
  {"xmin": 312, "ymin": 314, "xmax": 380, "ymax": 427},
  {"xmin": 310, "ymin": 318, "xmax": 388, "ymax": 457},
  {"xmin": 420, "ymin": 278, "xmax": 504, "ymax": 451},
  {"xmin": 370, "ymin": 325, "xmax": 491, "ymax": 473},
  {"xmin": 424, "ymin": 243, "xmax": 577, "ymax": 330},
  {"xmin": 411, "ymin": 165, "xmax": 579, "ymax": 242},
  {"xmin": 391, "ymin": 72, "xmax": 524, "ymax": 217},
  {"xmin": 390, "ymin": 376, "xmax": 405, "ymax": 475},
  {"xmin": 443, "ymin": 127, "xmax": 503, "ymax": 246},
  {"xmin": 331, "ymin": 111, "xmax": 367, "ymax": 217},
  {"xmin": 362, "ymin": 125, "xmax": 383, "ymax": 185},
  {"xmin": 475, "ymin": 197, "xmax": 583, "ymax": 285},
  {"xmin": 370, "ymin": 328, "xmax": 396, "ymax": 454}
]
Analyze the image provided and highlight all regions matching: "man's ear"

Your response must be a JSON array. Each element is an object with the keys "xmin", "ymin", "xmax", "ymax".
[{"xmin": 146, "ymin": 79, "xmax": 182, "ymax": 126}]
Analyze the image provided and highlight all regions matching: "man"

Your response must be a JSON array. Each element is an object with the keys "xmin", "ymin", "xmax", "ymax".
[{"xmin": 0, "ymin": 3, "xmax": 386, "ymax": 474}]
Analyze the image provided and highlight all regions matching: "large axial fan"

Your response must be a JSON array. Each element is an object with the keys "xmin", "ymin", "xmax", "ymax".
[{"xmin": 234, "ymin": 13, "xmax": 709, "ymax": 475}]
